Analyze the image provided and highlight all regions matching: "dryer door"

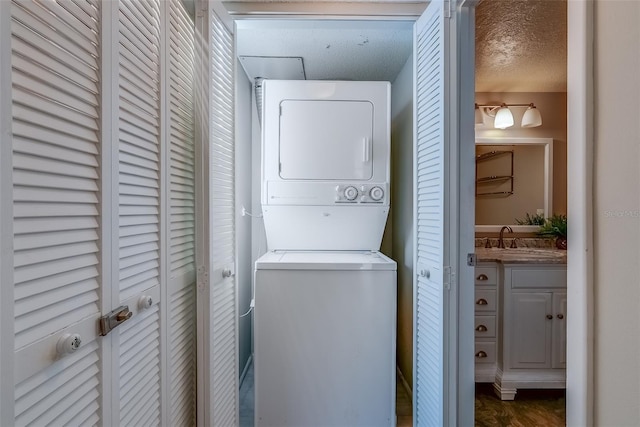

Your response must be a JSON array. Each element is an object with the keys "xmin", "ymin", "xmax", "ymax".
[{"xmin": 279, "ymin": 99, "xmax": 373, "ymax": 180}]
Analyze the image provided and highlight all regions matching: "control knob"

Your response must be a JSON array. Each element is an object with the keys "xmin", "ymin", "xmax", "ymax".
[
  {"xmin": 343, "ymin": 186, "xmax": 359, "ymax": 201},
  {"xmin": 369, "ymin": 186, "xmax": 384, "ymax": 201}
]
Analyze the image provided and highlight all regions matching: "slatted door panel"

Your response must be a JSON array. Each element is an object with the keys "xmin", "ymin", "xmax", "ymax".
[
  {"xmin": 10, "ymin": 0, "xmax": 103, "ymax": 424},
  {"xmin": 167, "ymin": 0, "xmax": 197, "ymax": 425},
  {"xmin": 413, "ymin": 0, "xmax": 449, "ymax": 425},
  {"xmin": 118, "ymin": 305, "xmax": 162, "ymax": 426},
  {"xmin": 116, "ymin": 0, "xmax": 162, "ymax": 424},
  {"xmin": 209, "ymin": 9, "xmax": 238, "ymax": 427}
]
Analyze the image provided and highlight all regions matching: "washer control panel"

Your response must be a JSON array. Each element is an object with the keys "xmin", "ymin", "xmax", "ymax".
[{"xmin": 335, "ymin": 184, "xmax": 387, "ymax": 204}]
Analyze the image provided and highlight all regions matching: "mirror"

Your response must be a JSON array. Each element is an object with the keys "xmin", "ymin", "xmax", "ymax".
[{"xmin": 475, "ymin": 137, "xmax": 553, "ymax": 232}]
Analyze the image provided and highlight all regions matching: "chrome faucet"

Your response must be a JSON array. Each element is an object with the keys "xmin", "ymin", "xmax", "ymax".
[{"xmin": 498, "ymin": 226, "xmax": 513, "ymax": 249}]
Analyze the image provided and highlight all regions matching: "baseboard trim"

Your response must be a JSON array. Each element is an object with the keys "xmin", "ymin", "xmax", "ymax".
[{"xmin": 396, "ymin": 365, "xmax": 413, "ymax": 402}]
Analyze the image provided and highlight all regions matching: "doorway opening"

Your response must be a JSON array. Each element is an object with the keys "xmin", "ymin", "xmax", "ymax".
[
  {"xmin": 231, "ymin": 17, "xmax": 417, "ymax": 426},
  {"xmin": 473, "ymin": 0, "xmax": 569, "ymax": 424}
]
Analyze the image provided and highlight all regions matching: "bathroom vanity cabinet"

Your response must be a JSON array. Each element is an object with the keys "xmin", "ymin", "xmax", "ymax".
[
  {"xmin": 473, "ymin": 263, "xmax": 500, "ymax": 382},
  {"xmin": 474, "ymin": 250, "xmax": 567, "ymax": 400}
]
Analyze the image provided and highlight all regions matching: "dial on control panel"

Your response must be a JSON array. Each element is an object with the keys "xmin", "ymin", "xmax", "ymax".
[
  {"xmin": 343, "ymin": 186, "xmax": 359, "ymax": 201},
  {"xmin": 369, "ymin": 186, "xmax": 384, "ymax": 201}
]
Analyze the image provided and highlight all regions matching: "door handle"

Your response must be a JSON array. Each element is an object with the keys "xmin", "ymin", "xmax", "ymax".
[
  {"xmin": 362, "ymin": 137, "xmax": 371, "ymax": 162},
  {"xmin": 99, "ymin": 305, "xmax": 133, "ymax": 336}
]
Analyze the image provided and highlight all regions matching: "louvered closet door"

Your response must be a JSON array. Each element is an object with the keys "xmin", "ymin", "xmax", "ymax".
[
  {"xmin": 5, "ymin": 0, "xmax": 199, "ymax": 424},
  {"xmin": 167, "ymin": 1, "xmax": 197, "ymax": 425},
  {"xmin": 208, "ymin": 9, "xmax": 238, "ymax": 426},
  {"xmin": 413, "ymin": 0, "xmax": 452, "ymax": 425},
  {"xmin": 10, "ymin": 0, "xmax": 103, "ymax": 424},
  {"xmin": 114, "ymin": 1, "xmax": 163, "ymax": 424}
]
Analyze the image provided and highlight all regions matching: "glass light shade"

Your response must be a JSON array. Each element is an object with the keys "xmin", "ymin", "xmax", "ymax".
[
  {"xmin": 474, "ymin": 106, "xmax": 484, "ymax": 124},
  {"xmin": 521, "ymin": 105, "xmax": 543, "ymax": 128},
  {"xmin": 494, "ymin": 106, "xmax": 514, "ymax": 129}
]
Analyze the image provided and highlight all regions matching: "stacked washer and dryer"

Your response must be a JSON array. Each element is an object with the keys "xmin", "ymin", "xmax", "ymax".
[{"xmin": 254, "ymin": 80, "xmax": 397, "ymax": 426}]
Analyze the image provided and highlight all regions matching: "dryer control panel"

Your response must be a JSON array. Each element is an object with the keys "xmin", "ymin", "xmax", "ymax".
[
  {"xmin": 335, "ymin": 184, "xmax": 386, "ymax": 204},
  {"xmin": 265, "ymin": 181, "xmax": 388, "ymax": 206}
]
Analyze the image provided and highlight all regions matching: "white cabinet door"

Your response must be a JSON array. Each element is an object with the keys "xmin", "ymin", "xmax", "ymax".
[
  {"xmin": 510, "ymin": 292, "xmax": 553, "ymax": 369},
  {"xmin": 552, "ymin": 292, "xmax": 567, "ymax": 369}
]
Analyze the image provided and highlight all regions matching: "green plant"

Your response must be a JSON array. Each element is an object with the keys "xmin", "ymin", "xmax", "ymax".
[
  {"xmin": 537, "ymin": 214, "xmax": 567, "ymax": 238},
  {"xmin": 515, "ymin": 212, "xmax": 546, "ymax": 226}
]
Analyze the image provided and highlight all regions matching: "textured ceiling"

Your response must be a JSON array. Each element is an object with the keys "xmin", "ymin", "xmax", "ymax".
[
  {"xmin": 232, "ymin": 0, "xmax": 567, "ymax": 92},
  {"xmin": 476, "ymin": 0, "xmax": 567, "ymax": 92}
]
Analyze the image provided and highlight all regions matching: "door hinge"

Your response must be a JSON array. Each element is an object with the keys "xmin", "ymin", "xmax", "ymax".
[
  {"xmin": 99, "ymin": 305, "xmax": 132, "ymax": 336},
  {"xmin": 444, "ymin": 266, "xmax": 454, "ymax": 290},
  {"xmin": 197, "ymin": 265, "xmax": 209, "ymax": 292}
]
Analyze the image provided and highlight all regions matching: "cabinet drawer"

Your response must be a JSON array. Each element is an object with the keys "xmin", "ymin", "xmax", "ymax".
[
  {"xmin": 474, "ymin": 341, "xmax": 496, "ymax": 364},
  {"xmin": 474, "ymin": 315, "xmax": 496, "ymax": 338},
  {"xmin": 511, "ymin": 268, "xmax": 567, "ymax": 289},
  {"xmin": 474, "ymin": 289, "xmax": 496, "ymax": 312},
  {"xmin": 475, "ymin": 266, "xmax": 497, "ymax": 286}
]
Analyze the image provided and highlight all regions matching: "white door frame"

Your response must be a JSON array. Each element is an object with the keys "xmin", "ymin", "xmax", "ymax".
[{"xmin": 566, "ymin": 1, "xmax": 594, "ymax": 426}]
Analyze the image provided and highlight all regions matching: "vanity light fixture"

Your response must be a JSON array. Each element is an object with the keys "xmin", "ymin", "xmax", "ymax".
[
  {"xmin": 474, "ymin": 103, "xmax": 484, "ymax": 125},
  {"xmin": 476, "ymin": 102, "xmax": 543, "ymax": 129}
]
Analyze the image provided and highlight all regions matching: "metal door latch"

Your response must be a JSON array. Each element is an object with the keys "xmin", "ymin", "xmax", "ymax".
[
  {"xmin": 467, "ymin": 253, "xmax": 477, "ymax": 266},
  {"xmin": 99, "ymin": 305, "xmax": 133, "ymax": 336}
]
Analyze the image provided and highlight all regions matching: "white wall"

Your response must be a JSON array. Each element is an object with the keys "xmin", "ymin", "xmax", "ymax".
[
  {"xmin": 236, "ymin": 68, "xmax": 254, "ymax": 377},
  {"xmin": 593, "ymin": 2, "xmax": 640, "ymax": 424},
  {"xmin": 390, "ymin": 54, "xmax": 414, "ymax": 387}
]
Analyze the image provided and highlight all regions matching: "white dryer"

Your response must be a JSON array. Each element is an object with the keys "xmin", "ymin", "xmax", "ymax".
[{"xmin": 260, "ymin": 80, "xmax": 391, "ymax": 251}]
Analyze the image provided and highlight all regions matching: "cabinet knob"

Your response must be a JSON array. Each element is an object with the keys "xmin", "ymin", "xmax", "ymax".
[
  {"xmin": 475, "ymin": 324, "xmax": 488, "ymax": 332},
  {"xmin": 557, "ymin": 314, "xmax": 564, "ymax": 319},
  {"xmin": 475, "ymin": 351, "xmax": 487, "ymax": 358},
  {"xmin": 476, "ymin": 298, "xmax": 488, "ymax": 306},
  {"xmin": 476, "ymin": 274, "xmax": 488, "ymax": 281},
  {"xmin": 546, "ymin": 314, "xmax": 553, "ymax": 320}
]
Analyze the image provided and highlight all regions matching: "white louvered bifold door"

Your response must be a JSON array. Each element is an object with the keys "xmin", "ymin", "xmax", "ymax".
[
  {"xmin": 3, "ymin": 0, "xmax": 200, "ymax": 424},
  {"xmin": 166, "ymin": 0, "xmax": 197, "ymax": 425},
  {"xmin": 10, "ymin": 1, "xmax": 103, "ymax": 424},
  {"xmin": 114, "ymin": 0, "xmax": 163, "ymax": 424},
  {"xmin": 204, "ymin": 7, "xmax": 238, "ymax": 426},
  {"xmin": 413, "ymin": 0, "xmax": 454, "ymax": 425}
]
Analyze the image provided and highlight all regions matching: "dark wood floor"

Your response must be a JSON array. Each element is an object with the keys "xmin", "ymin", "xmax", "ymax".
[{"xmin": 475, "ymin": 383, "xmax": 566, "ymax": 427}]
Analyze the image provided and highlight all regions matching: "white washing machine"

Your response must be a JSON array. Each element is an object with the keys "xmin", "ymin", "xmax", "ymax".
[
  {"xmin": 254, "ymin": 80, "xmax": 396, "ymax": 426},
  {"xmin": 254, "ymin": 251, "xmax": 397, "ymax": 426}
]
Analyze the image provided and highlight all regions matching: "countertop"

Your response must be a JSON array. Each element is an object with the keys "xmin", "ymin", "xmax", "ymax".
[{"xmin": 475, "ymin": 247, "xmax": 567, "ymax": 264}]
